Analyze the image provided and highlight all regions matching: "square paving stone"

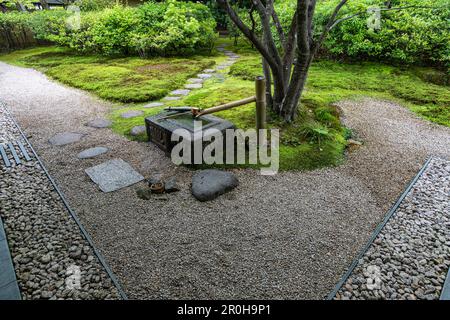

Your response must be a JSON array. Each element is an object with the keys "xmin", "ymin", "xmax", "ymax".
[
  {"xmin": 185, "ymin": 83, "xmax": 202, "ymax": 89},
  {"xmin": 85, "ymin": 158, "xmax": 144, "ymax": 192},
  {"xmin": 170, "ymin": 89, "xmax": 190, "ymax": 96}
]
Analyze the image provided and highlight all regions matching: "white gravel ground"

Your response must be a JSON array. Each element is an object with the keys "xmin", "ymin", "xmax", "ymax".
[
  {"xmin": 334, "ymin": 157, "xmax": 450, "ymax": 300},
  {"xmin": 0, "ymin": 60, "xmax": 449, "ymax": 299}
]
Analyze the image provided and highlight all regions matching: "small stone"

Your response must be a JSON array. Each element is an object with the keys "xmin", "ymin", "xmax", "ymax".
[
  {"xmin": 163, "ymin": 96, "xmax": 181, "ymax": 101},
  {"xmin": 143, "ymin": 102, "xmax": 164, "ymax": 108},
  {"xmin": 185, "ymin": 83, "xmax": 202, "ymax": 89},
  {"xmin": 130, "ymin": 126, "xmax": 146, "ymax": 136},
  {"xmin": 197, "ymin": 74, "xmax": 212, "ymax": 79},
  {"xmin": 170, "ymin": 89, "xmax": 190, "ymax": 96},
  {"xmin": 203, "ymin": 69, "xmax": 215, "ymax": 73},
  {"xmin": 77, "ymin": 147, "xmax": 108, "ymax": 159},
  {"xmin": 86, "ymin": 118, "xmax": 112, "ymax": 128},
  {"xmin": 187, "ymin": 78, "xmax": 203, "ymax": 84},
  {"xmin": 164, "ymin": 177, "xmax": 180, "ymax": 193},
  {"xmin": 136, "ymin": 188, "xmax": 152, "ymax": 200},
  {"xmin": 121, "ymin": 110, "xmax": 144, "ymax": 119},
  {"xmin": 41, "ymin": 254, "xmax": 51, "ymax": 264},
  {"xmin": 49, "ymin": 132, "xmax": 84, "ymax": 146}
]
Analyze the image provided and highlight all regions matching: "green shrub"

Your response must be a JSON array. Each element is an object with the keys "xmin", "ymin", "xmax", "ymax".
[{"xmin": 1, "ymin": 1, "xmax": 217, "ymax": 57}]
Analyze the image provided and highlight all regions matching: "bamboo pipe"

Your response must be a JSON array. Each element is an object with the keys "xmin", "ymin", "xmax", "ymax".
[{"xmin": 195, "ymin": 96, "xmax": 256, "ymax": 117}]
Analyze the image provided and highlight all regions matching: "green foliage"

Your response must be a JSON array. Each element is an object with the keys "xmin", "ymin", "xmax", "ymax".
[
  {"xmin": 0, "ymin": 1, "xmax": 217, "ymax": 57},
  {"xmin": 318, "ymin": 0, "xmax": 450, "ymax": 68}
]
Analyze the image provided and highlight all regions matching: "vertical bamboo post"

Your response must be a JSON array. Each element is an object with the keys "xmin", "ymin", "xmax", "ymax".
[{"xmin": 255, "ymin": 76, "xmax": 266, "ymax": 133}]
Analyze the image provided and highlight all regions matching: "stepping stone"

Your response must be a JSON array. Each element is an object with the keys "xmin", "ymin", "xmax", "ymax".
[
  {"xmin": 170, "ymin": 89, "xmax": 190, "ymax": 96},
  {"xmin": 197, "ymin": 74, "xmax": 212, "ymax": 79},
  {"xmin": 130, "ymin": 125, "xmax": 146, "ymax": 136},
  {"xmin": 191, "ymin": 169, "xmax": 239, "ymax": 202},
  {"xmin": 77, "ymin": 147, "xmax": 108, "ymax": 159},
  {"xmin": 229, "ymin": 55, "xmax": 240, "ymax": 59},
  {"xmin": 49, "ymin": 132, "xmax": 84, "ymax": 146},
  {"xmin": 163, "ymin": 96, "xmax": 181, "ymax": 101},
  {"xmin": 143, "ymin": 102, "xmax": 164, "ymax": 108},
  {"xmin": 203, "ymin": 69, "xmax": 215, "ymax": 73},
  {"xmin": 86, "ymin": 118, "xmax": 111, "ymax": 128},
  {"xmin": 85, "ymin": 158, "xmax": 144, "ymax": 193},
  {"xmin": 187, "ymin": 78, "xmax": 203, "ymax": 84},
  {"xmin": 185, "ymin": 83, "xmax": 202, "ymax": 89},
  {"xmin": 121, "ymin": 110, "xmax": 144, "ymax": 119},
  {"xmin": 217, "ymin": 48, "xmax": 225, "ymax": 52},
  {"xmin": 216, "ymin": 65, "xmax": 227, "ymax": 70}
]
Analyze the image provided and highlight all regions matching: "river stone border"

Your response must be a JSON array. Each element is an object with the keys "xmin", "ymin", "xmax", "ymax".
[
  {"xmin": 329, "ymin": 157, "xmax": 450, "ymax": 300},
  {"xmin": 0, "ymin": 102, "xmax": 127, "ymax": 300}
]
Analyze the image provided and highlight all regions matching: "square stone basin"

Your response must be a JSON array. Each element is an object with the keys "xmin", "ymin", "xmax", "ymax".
[{"xmin": 145, "ymin": 111, "xmax": 235, "ymax": 155}]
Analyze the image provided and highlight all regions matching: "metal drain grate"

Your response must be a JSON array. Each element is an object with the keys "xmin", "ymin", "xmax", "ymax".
[{"xmin": 0, "ymin": 141, "xmax": 32, "ymax": 167}]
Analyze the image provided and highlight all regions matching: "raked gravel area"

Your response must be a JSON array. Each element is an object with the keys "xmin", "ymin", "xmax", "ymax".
[
  {"xmin": 0, "ymin": 103, "xmax": 122, "ymax": 300},
  {"xmin": 0, "ymin": 52, "xmax": 449, "ymax": 298},
  {"xmin": 334, "ymin": 157, "xmax": 450, "ymax": 300}
]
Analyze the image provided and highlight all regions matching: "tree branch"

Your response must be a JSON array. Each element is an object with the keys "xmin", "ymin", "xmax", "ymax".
[{"xmin": 268, "ymin": 0, "xmax": 286, "ymax": 47}]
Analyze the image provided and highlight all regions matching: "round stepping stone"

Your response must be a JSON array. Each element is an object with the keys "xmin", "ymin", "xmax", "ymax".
[
  {"xmin": 217, "ymin": 47, "xmax": 225, "ymax": 52},
  {"xmin": 216, "ymin": 65, "xmax": 227, "ymax": 70},
  {"xmin": 143, "ymin": 102, "xmax": 164, "ymax": 108},
  {"xmin": 185, "ymin": 83, "xmax": 202, "ymax": 89},
  {"xmin": 203, "ymin": 69, "xmax": 215, "ymax": 73},
  {"xmin": 121, "ymin": 110, "xmax": 144, "ymax": 119},
  {"xmin": 197, "ymin": 74, "xmax": 212, "ymax": 79},
  {"xmin": 188, "ymin": 78, "xmax": 203, "ymax": 84},
  {"xmin": 163, "ymin": 96, "xmax": 181, "ymax": 101},
  {"xmin": 77, "ymin": 147, "xmax": 108, "ymax": 159},
  {"xmin": 49, "ymin": 132, "xmax": 84, "ymax": 146},
  {"xmin": 130, "ymin": 125, "xmax": 146, "ymax": 136},
  {"xmin": 192, "ymin": 169, "xmax": 239, "ymax": 202},
  {"xmin": 86, "ymin": 118, "xmax": 111, "ymax": 128},
  {"xmin": 170, "ymin": 89, "xmax": 190, "ymax": 96}
]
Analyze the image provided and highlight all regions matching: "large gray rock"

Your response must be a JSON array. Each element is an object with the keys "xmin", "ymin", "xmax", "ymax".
[
  {"xmin": 85, "ymin": 158, "xmax": 144, "ymax": 193},
  {"xmin": 77, "ymin": 147, "xmax": 108, "ymax": 159},
  {"xmin": 191, "ymin": 170, "xmax": 239, "ymax": 202},
  {"xmin": 48, "ymin": 132, "xmax": 84, "ymax": 146}
]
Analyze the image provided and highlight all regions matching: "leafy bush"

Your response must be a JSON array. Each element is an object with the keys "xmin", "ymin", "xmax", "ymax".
[
  {"xmin": 1, "ymin": 0, "xmax": 217, "ymax": 56},
  {"xmin": 234, "ymin": 0, "xmax": 449, "ymax": 68}
]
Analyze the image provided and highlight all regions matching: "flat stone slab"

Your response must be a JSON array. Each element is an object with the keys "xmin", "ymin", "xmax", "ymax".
[
  {"xmin": 86, "ymin": 118, "xmax": 111, "ymax": 128},
  {"xmin": 49, "ymin": 132, "xmax": 84, "ymax": 146},
  {"xmin": 85, "ymin": 158, "xmax": 144, "ymax": 193},
  {"xmin": 203, "ymin": 69, "xmax": 215, "ymax": 73},
  {"xmin": 130, "ymin": 125, "xmax": 146, "ymax": 136},
  {"xmin": 77, "ymin": 147, "xmax": 108, "ymax": 159},
  {"xmin": 121, "ymin": 110, "xmax": 144, "ymax": 119},
  {"xmin": 163, "ymin": 96, "xmax": 181, "ymax": 101},
  {"xmin": 191, "ymin": 169, "xmax": 239, "ymax": 202},
  {"xmin": 197, "ymin": 74, "xmax": 213, "ymax": 79},
  {"xmin": 185, "ymin": 83, "xmax": 202, "ymax": 89},
  {"xmin": 216, "ymin": 65, "xmax": 228, "ymax": 70},
  {"xmin": 143, "ymin": 102, "xmax": 164, "ymax": 108},
  {"xmin": 187, "ymin": 78, "xmax": 204, "ymax": 84},
  {"xmin": 170, "ymin": 89, "xmax": 190, "ymax": 96}
]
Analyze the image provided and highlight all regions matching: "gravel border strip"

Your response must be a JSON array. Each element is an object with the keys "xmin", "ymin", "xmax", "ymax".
[
  {"xmin": 326, "ymin": 157, "xmax": 433, "ymax": 300},
  {"xmin": 1, "ymin": 103, "xmax": 128, "ymax": 300}
]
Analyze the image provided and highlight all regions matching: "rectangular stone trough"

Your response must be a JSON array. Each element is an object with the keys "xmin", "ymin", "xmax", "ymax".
[{"xmin": 145, "ymin": 111, "xmax": 235, "ymax": 157}]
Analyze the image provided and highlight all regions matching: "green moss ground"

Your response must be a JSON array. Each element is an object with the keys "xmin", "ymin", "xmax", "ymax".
[{"xmin": 1, "ymin": 42, "xmax": 448, "ymax": 171}]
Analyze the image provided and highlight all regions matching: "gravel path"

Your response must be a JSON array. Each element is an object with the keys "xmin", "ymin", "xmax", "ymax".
[
  {"xmin": 0, "ymin": 104, "xmax": 121, "ymax": 300},
  {"xmin": 0, "ymin": 55, "xmax": 449, "ymax": 299},
  {"xmin": 334, "ymin": 157, "xmax": 450, "ymax": 300}
]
